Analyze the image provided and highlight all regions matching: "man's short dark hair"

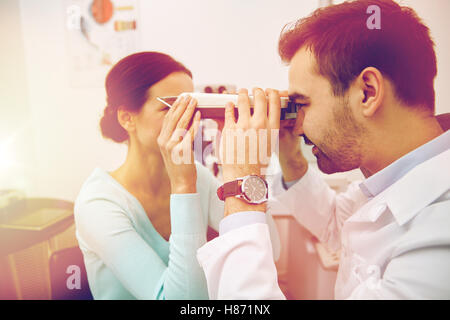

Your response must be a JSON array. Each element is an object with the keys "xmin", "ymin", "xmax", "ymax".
[{"xmin": 279, "ymin": 0, "xmax": 437, "ymax": 112}]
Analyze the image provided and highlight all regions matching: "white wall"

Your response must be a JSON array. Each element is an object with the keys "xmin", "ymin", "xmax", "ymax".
[
  {"xmin": 400, "ymin": 0, "xmax": 450, "ymax": 115},
  {"xmin": 6, "ymin": 0, "xmax": 450, "ymax": 201},
  {"xmin": 138, "ymin": 0, "xmax": 319, "ymax": 90},
  {"xmin": 19, "ymin": 0, "xmax": 128, "ymax": 201},
  {"xmin": 0, "ymin": 0, "xmax": 35, "ymax": 194},
  {"xmin": 333, "ymin": 0, "xmax": 450, "ymax": 115},
  {"xmin": 16, "ymin": 0, "xmax": 319, "ymax": 201}
]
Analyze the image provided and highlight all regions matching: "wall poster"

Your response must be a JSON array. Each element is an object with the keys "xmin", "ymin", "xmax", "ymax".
[{"xmin": 65, "ymin": 0, "xmax": 141, "ymax": 87}]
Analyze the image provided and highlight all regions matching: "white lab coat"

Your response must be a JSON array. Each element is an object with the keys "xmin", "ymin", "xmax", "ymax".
[{"xmin": 197, "ymin": 149, "xmax": 450, "ymax": 299}]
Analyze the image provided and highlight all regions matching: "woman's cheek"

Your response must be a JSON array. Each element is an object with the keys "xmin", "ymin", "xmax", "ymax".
[{"xmin": 135, "ymin": 117, "xmax": 161, "ymax": 149}]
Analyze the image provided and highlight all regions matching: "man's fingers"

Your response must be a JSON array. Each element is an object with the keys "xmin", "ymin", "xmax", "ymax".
[
  {"xmin": 224, "ymin": 102, "xmax": 236, "ymax": 127},
  {"xmin": 252, "ymin": 87, "xmax": 267, "ymax": 122},
  {"xmin": 237, "ymin": 88, "xmax": 251, "ymax": 124},
  {"xmin": 279, "ymin": 90, "xmax": 289, "ymax": 97},
  {"xmin": 293, "ymin": 108, "xmax": 305, "ymax": 135},
  {"xmin": 280, "ymin": 118, "xmax": 296, "ymax": 129},
  {"xmin": 265, "ymin": 88, "xmax": 287, "ymax": 96},
  {"xmin": 268, "ymin": 89, "xmax": 281, "ymax": 129}
]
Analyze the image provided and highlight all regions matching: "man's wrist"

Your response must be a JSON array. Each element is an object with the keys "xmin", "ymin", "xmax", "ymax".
[
  {"xmin": 224, "ymin": 197, "xmax": 266, "ymax": 217},
  {"xmin": 280, "ymin": 155, "xmax": 308, "ymax": 182},
  {"xmin": 220, "ymin": 211, "xmax": 266, "ymax": 235},
  {"xmin": 222, "ymin": 165, "xmax": 264, "ymax": 183}
]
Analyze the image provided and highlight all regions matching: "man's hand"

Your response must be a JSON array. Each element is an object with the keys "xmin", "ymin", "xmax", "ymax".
[
  {"xmin": 220, "ymin": 88, "xmax": 281, "ymax": 216},
  {"xmin": 279, "ymin": 118, "xmax": 308, "ymax": 182},
  {"xmin": 277, "ymin": 90, "xmax": 308, "ymax": 183}
]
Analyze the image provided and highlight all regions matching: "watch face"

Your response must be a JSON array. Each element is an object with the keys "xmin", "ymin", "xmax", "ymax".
[{"xmin": 242, "ymin": 176, "xmax": 267, "ymax": 203}]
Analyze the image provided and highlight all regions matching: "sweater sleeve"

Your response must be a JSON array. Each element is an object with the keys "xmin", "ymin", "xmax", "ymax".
[
  {"xmin": 75, "ymin": 193, "xmax": 209, "ymax": 300},
  {"xmin": 167, "ymin": 193, "xmax": 209, "ymax": 299},
  {"xmin": 196, "ymin": 163, "xmax": 224, "ymax": 232}
]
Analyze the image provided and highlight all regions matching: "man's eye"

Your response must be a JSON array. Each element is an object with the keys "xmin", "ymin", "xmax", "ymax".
[
  {"xmin": 288, "ymin": 100, "xmax": 308, "ymax": 108},
  {"xmin": 290, "ymin": 102, "xmax": 308, "ymax": 111}
]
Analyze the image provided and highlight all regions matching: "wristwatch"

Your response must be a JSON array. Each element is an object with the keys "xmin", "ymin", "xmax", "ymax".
[{"xmin": 217, "ymin": 175, "xmax": 268, "ymax": 204}]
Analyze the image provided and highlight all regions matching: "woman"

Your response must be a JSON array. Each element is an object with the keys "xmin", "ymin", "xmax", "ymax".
[{"xmin": 74, "ymin": 52, "xmax": 279, "ymax": 300}]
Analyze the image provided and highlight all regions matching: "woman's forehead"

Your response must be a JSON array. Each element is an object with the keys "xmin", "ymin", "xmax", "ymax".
[{"xmin": 148, "ymin": 72, "xmax": 194, "ymax": 98}]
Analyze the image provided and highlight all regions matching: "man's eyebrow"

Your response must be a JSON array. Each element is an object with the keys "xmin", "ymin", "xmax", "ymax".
[{"xmin": 288, "ymin": 92, "xmax": 310, "ymax": 101}]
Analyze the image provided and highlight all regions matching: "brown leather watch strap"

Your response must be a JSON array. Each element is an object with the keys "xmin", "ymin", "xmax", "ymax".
[{"xmin": 217, "ymin": 180, "xmax": 242, "ymax": 201}]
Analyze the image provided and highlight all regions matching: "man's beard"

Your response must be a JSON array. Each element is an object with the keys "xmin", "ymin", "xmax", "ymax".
[
  {"xmin": 303, "ymin": 98, "xmax": 363, "ymax": 174},
  {"xmin": 302, "ymin": 133, "xmax": 344, "ymax": 174}
]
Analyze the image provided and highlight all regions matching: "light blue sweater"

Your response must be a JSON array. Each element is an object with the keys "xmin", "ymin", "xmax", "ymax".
[
  {"xmin": 74, "ymin": 163, "xmax": 280, "ymax": 300},
  {"xmin": 75, "ymin": 164, "xmax": 280, "ymax": 299},
  {"xmin": 74, "ymin": 163, "xmax": 224, "ymax": 300}
]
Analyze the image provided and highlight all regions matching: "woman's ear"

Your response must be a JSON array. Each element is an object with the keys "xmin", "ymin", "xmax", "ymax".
[
  {"xmin": 117, "ymin": 106, "xmax": 136, "ymax": 133},
  {"xmin": 357, "ymin": 67, "xmax": 384, "ymax": 118}
]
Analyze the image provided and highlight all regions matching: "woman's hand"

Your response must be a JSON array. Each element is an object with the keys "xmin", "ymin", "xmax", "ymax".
[{"xmin": 157, "ymin": 95, "xmax": 201, "ymax": 194}]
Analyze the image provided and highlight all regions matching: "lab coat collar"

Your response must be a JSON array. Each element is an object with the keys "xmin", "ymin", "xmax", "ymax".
[
  {"xmin": 384, "ymin": 148, "xmax": 450, "ymax": 226},
  {"xmin": 348, "ymin": 148, "xmax": 450, "ymax": 226},
  {"xmin": 359, "ymin": 130, "xmax": 450, "ymax": 198}
]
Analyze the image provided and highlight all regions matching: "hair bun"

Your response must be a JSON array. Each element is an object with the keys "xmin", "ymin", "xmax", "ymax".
[{"xmin": 100, "ymin": 105, "xmax": 128, "ymax": 143}]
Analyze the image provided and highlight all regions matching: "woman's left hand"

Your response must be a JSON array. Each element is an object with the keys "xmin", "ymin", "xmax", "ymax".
[{"xmin": 157, "ymin": 95, "xmax": 201, "ymax": 194}]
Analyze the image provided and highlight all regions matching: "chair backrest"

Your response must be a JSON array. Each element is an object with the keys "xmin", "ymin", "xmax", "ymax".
[
  {"xmin": 436, "ymin": 113, "xmax": 450, "ymax": 131},
  {"xmin": 207, "ymin": 226, "xmax": 219, "ymax": 241},
  {"xmin": 49, "ymin": 246, "xmax": 93, "ymax": 300}
]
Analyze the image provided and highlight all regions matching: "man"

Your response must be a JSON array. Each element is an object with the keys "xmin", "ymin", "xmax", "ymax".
[{"xmin": 196, "ymin": 0, "xmax": 450, "ymax": 299}]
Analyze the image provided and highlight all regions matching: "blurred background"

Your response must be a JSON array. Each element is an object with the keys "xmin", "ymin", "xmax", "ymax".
[{"xmin": 1, "ymin": 0, "xmax": 449, "ymax": 300}]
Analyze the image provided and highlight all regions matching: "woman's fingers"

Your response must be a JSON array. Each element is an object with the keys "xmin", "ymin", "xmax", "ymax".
[
  {"xmin": 171, "ymin": 110, "xmax": 201, "ymax": 165},
  {"xmin": 169, "ymin": 97, "xmax": 197, "ymax": 150},
  {"xmin": 163, "ymin": 94, "xmax": 183, "ymax": 122},
  {"xmin": 159, "ymin": 94, "xmax": 191, "ymax": 143},
  {"xmin": 169, "ymin": 95, "xmax": 192, "ymax": 130},
  {"xmin": 192, "ymin": 110, "xmax": 201, "ymax": 140},
  {"xmin": 176, "ymin": 97, "xmax": 197, "ymax": 130},
  {"xmin": 167, "ymin": 100, "xmax": 200, "ymax": 153},
  {"xmin": 182, "ymin": 110, "xmax": 201, "ymax": 147}
]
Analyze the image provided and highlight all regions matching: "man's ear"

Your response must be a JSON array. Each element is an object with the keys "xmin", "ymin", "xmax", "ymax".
[
  {"xmin": 357, "ymin": 67, "xmax": 384, "ymax": 117},
  {"xmin": 117, "ymin": 106, "xmax": 136, "ymax": 133}
]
